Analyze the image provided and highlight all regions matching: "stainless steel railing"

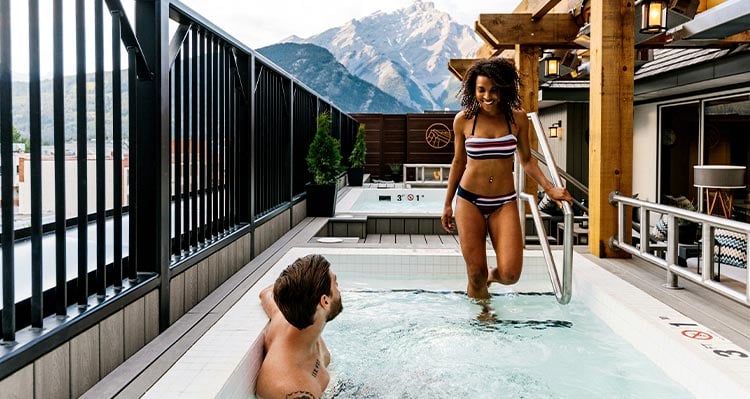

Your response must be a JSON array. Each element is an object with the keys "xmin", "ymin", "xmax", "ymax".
[
  {"xmin": 609, "ymin": 192, "xmax": 750, "ymax": 306},
  {"xmin": 519, "ymin": 112, "xmax": 574, "ymax": 304}
]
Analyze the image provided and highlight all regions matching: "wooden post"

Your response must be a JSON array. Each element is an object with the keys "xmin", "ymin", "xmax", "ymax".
[
  {"xmin": 588, "ymin": 0, "xmax": 634, "ymax": 257},
  {"xmin": 515, "ymin": 45, "xmax": 540, "ymax": 203}
]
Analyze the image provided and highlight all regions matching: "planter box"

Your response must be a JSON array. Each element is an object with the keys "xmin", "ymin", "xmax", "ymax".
[
  {"xmin": 306, "ymin": 183, "xmax": 337, "ymax": 217},
  {"xmin": 347, "ymin": 167, "xmax": 364, "ymax": 186}
]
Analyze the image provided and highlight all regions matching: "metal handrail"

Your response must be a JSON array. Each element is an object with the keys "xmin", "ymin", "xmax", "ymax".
[
  {"xmin": 521, "ymin": 112, "xmax": 574, "ymax": 304},
  {"xmin": 609, "ymin": 192, "xmax": 750, "ymax": 306},
  {"xmin": 531, "ymin": 149, "xmax": 589, "ymax": 212}
]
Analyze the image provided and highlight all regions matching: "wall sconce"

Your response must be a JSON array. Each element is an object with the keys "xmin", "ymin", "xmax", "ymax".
[
  {"xmin": 637, "ymin": 0, "xmax": 668, "ymax": 34},
  {"xmin": 548, "ymin": 120, "xmax": 562, "ymax": 138},
  {"xmin": 543, "ymin": 52, "xmax": 561, "ymax": 78}
]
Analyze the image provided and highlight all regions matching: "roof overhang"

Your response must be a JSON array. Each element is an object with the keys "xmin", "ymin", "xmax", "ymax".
[
  {"xmin": 669, "ymin": 0, "xmax": 750, "ymax": 44},
  {"xmin": 538, "ymin": 50, "xmax": 750, "ymax": 105}
]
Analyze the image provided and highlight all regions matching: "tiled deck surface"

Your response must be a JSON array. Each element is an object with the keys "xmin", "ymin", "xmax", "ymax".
[{"xmin": 85, "ymin": 216, "xmax": 750, "ymax": 398}]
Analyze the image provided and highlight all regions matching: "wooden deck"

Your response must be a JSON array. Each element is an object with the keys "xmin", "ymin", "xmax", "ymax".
[{"xmin": 86, "ymin": 217, "xmax": 750, "ymax": 397}]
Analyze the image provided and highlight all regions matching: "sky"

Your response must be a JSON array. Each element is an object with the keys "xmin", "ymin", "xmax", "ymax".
[
  {"xmin": 178, "ymin": 0, "xmax": 516, "ymax": 49},
  {"xmin": 8, "ymin": 0, "xmax": 516, "ymax": 79}
]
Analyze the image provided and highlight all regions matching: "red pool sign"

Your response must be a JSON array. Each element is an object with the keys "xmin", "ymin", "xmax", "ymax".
[{"xmin": 681, "ymin": 330, "xmax": 713, "ymax": 340}]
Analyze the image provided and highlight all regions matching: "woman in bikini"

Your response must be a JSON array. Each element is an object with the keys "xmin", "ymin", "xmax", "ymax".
[{"xmin": 442, "ymin": 58, "xmax": 572, "ymax": 299}]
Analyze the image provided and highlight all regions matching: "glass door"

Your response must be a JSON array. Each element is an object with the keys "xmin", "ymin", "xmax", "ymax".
[{"xmin": 659, "ymin": 102, "xmax": 700, "ymax": 205}]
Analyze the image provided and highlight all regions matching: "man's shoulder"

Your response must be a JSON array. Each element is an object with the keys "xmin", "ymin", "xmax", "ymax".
[
  {"xmin": 256, "ymin": 368, "xmax": 322, "ymax": 399},
  {"xmin": 256, "ymin": 354, "xmax": 323, "ymax": 399}
]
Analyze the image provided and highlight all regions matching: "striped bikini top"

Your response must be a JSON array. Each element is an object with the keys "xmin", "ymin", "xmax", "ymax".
[{"xmin": 465, "ymin": 113, "xmax": 517, "ymax": 160}]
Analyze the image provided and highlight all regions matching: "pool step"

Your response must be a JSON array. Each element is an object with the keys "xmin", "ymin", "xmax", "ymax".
[{"xmin": 321, "ymin": 215, "xmax": 558, "ymax": 245}]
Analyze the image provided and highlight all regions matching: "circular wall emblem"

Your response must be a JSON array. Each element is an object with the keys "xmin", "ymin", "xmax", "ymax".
[{"xmin": 425, "ymin": 123, "xmax": 452, "ymax": 149}]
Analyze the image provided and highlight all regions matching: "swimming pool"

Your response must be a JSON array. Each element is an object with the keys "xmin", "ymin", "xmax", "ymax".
[
  {"xmin": 336, "ymin": 187, "xmax": 449, "ymax": 215},
  {"xmin": 326, "ymin": 289, "xmax": 690, "ymax": 398},
  {"xmin": 144, "ymin": 248, "xmax": 750, "ymax": 398}
]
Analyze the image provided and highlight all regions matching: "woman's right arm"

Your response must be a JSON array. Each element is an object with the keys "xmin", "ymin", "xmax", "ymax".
[{"xmin": 442, "ymin": 113, "xmax": 467, "ymax": 232}]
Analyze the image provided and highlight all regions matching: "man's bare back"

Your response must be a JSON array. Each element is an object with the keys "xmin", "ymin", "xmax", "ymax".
[
  {"xmin": 256, "ymin": 315, "xmax": 331, "ymax": 399},
  {"xmin": 254, "ymin": 256, "xmax": 342, "ymax": 399}
]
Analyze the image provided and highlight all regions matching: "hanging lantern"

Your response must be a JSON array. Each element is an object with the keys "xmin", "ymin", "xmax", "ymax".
[
  {"xmin": 543, "ymin": 53, "xmax": 561, "ymax": 78},
  {"xmin": 639, "ymin": 0, "xmax": 668, "ymax": 34}
]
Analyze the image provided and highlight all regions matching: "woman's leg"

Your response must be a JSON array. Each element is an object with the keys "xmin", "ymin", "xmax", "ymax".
[
  {"xmin": 486, "ymin": 201, "xmax": 523, "ymax": 285},
  {"xmin": 455, "ymin": 197, "xmax": 491, "ymax": 298}
]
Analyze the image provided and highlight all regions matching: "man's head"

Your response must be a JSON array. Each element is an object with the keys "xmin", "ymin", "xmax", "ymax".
[{"xmin": 273, "ymin": 254, "xmax": 342, "ymax": 330}]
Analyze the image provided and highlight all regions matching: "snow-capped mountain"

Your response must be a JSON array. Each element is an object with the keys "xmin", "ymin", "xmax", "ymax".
[
  {"xmin": 258, "ymin": 43, "xmax": 416, "ymax": 114},
  {"xmin": 285, "ymin": 0, "xmax": 482, "ymax": 111}
]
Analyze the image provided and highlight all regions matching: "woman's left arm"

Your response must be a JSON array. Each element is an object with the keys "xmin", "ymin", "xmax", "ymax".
[{"xmin": 515, "ymin": 110, "xmax": 573, "ymax": 203}]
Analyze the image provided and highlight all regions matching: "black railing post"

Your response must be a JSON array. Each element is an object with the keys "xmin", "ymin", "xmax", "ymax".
[
  {"xmin": 249, "ymin": 57, "xmax": 256, "ymax": 225},
  {"xmin": 135, "ymin": 0, "xmax": 171, "ymax": 332},
  {"xmin": 127, "ymin": 48, "xmax": 138, "ymax": 282},
  {"xmin": 181, "ymin": 36, "xmax": 190, "ymax": 252},
  {"xmin": 112, "ymin": 10, "xmax": 123, "ymax": 289},
  {"xmin": 95, "ymin": 0, "xmax": 107, "ymax": 298},
  {"xmin": 190, "ymin": 27, "xmax": 199, "ymax": 248},
  {"xmin": 53, "ymin": 0, "xmax": 67, "ymax": 315},
  {"xmin": 29, "ymin": 0, "xmax": 44, "ymax": 328},
  {"xmin": 0, "ymin": 0, "xmax": 16, "ymax": 342},
  {"xmin": 236, "ymin": 53, "xmax": 250, "ymax": 224},
  {"xmin": 75, "ymin": 0, "xmax": 88, "ymax": 308},
  {"xmin": 289, "ymin": 79, "xmax": 294, "ymax": 228}
]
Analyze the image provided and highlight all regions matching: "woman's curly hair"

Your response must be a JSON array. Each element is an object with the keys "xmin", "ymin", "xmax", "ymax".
[{"xmin": 458, "ymin": 58, "xmax": 521, "ymax": 126}]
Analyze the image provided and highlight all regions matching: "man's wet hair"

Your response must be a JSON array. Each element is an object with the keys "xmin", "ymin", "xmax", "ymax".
[{"xmin": 273, "ymin": 254, "xmax": 332, "ymax": 330}]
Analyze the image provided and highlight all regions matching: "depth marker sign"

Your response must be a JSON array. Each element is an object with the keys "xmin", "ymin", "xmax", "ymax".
[{"xmin": 681, "ymin": 330, "xmax": 713, "ymax": 340}]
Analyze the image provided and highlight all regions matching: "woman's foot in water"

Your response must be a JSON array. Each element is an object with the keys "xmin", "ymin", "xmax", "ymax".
[{"xmin": 487, "ymin": 266, "xmax": 500, "ymax": 286}]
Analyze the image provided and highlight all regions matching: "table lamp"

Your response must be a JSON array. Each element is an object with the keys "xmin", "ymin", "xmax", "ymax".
[{"xmin": 693, "ymin": 165, "xmax": 747, "ymax": 219}]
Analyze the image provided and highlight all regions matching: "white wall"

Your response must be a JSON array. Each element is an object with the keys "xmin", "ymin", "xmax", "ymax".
[
  {"xmin": 17, "ymin": 158, "xmax": 129, "ymax": 217},
  {"xmin": 633, "ymin": 103, "xmax": 658, "ymax": 203},
  {"xmin": 537, "ymin": 107, "xmax": 567, "ymax": 188}
]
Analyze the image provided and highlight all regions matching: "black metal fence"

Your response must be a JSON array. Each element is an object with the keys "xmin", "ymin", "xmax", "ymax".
[{"xmin": 0, "ymin": 0, "xmax": 357, "ymax": 379}]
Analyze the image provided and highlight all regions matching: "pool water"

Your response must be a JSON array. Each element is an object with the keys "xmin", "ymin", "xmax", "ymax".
[
  {"xmin": 338, "ymin": 188, "xmax": 449, "ymax": 214},
  {"xmin": 323, "ymin": 288, "xmax": 695, "ymax": 399}
]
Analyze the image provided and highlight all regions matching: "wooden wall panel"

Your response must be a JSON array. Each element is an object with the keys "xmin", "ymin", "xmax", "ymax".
[
  {"xmin": 34, "ymin": 344, "xmax": 69, "ymax": 399},
  {"xmin": 0, "ymin": 365, "xmax": 33, "ymax": 399},
  {"xmin": 352, "ymin": 113, "xmax": 457, "ymax": 179},
  {"xmin": 70, "ymin": 327, "xmax": 100, "ymax": 397},
  {"xmin": 100, "ymin": 312, "xmax": 125, "ymax": 377}
]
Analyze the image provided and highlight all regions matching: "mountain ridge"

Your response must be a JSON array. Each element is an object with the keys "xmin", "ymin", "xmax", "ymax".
[
  {"xmin": 284, "ymin": 0, "xmax": 481, "ymax": 111},
  {"xmin": 257, "ymin": 43, "xmax": 416, "ymax": 114}
]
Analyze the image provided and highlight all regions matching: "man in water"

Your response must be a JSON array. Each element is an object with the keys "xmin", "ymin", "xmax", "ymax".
[{"xmin": 255, "ymin": 254, "xmax": 343, "ymax": 399}]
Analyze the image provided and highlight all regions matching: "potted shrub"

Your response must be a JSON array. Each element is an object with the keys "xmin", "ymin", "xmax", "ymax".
[
  {"xmin": 347, "ymin": 124, "xmax": 367, "ymax": 186},
  {"xmin": 305, "ymin": 112, "xmax": 343, "ymax": 217},
  {"xmin": 388, "ymin": 163, "xmax": 403, "ymax": 182}
]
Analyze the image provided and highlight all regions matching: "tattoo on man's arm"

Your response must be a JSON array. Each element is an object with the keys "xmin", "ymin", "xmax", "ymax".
[
  {"xmin": 311, "ymin": 359, "xmax": 321, "ymax": 377},
  {"xmin": 285, "ymin": 391, "xmax": 318, "ymax": 399}
]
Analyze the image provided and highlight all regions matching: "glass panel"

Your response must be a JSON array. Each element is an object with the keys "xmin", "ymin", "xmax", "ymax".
[
  {"xmin": 703, "ymin": 94, "xmax": 750, "ymax": 221},
  {"xmin": 659, "ymin": 102, "xmax": 700, "ymax": 205}
]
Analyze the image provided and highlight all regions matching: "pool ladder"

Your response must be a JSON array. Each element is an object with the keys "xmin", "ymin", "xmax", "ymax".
[{"xmin": 517, "ymin": 112, "xmax": 574, "ymax": 304}]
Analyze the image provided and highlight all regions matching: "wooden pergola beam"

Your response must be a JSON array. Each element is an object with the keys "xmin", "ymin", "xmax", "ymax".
[
  {"xmin": 476, "ymin": 42, "xmax": 500, "ymax": 59},
  {"xmin": 474, "ymin": 20, "xmax": 513, "ymax": 50},
  {"xmin": 477, "ymin": 13, "xmax": 583, "ymax": 49},
  {"xmin": 448, "ymin": 59, "xmax": 481, "ymax": 81},
  {"xmin": 529, "ymin": 0, "xmax": 563, "ymax": 20},
  {"xmin": 515, "ymin": 45, "xmax": 541, "ymax": 204},
  {"xmin": 588, "ymin": 0, "xmax": 634, "ymax": 257}
]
